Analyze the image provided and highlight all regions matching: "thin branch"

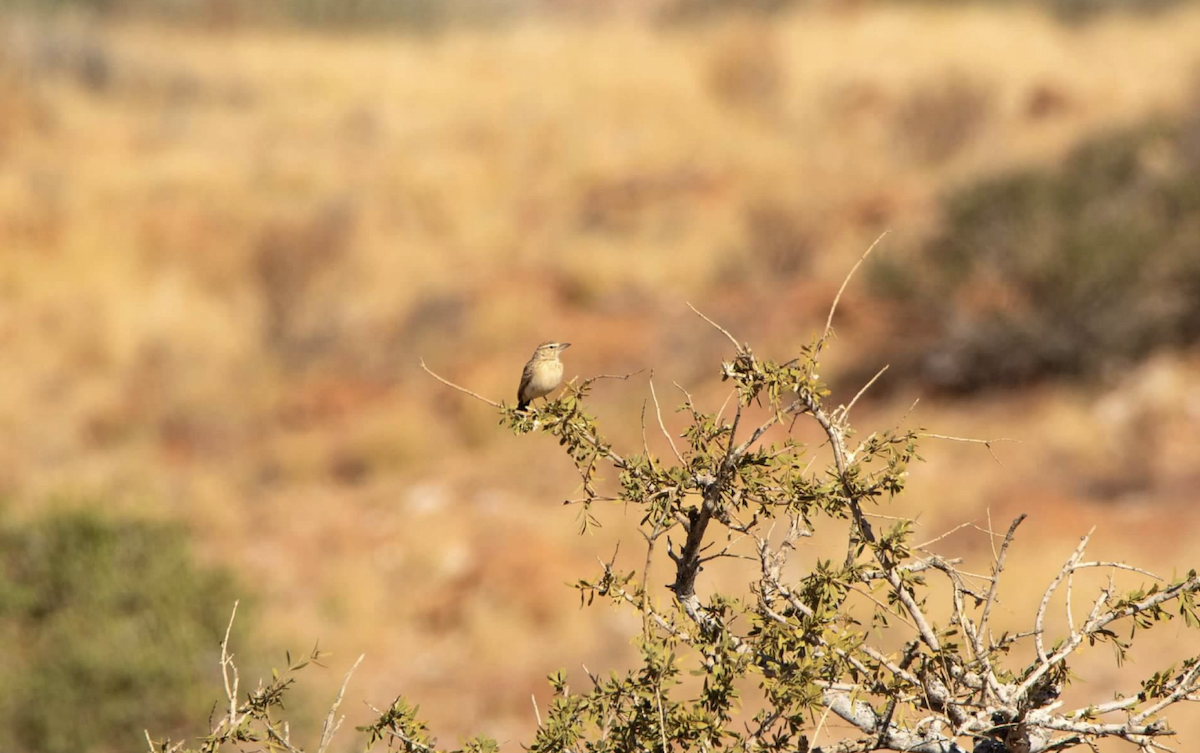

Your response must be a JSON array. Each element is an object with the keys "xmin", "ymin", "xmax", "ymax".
[
  {"xmin": 861, "ymin": 511, "xmax": 918, "ymax": 522},
  {"xmin": 724, "ymin": 401, "xmax": 744, "ymax": 467},
  {"xmin": 841, "ymin": 364, "xmax": 890, "ymax": 420},
  {"xmin": 862, "ymin": 555, "xmax": 969, "ymax": 586},
  {"xmin": 641, "ymin": 400, "xmax": 660, "ymax": 474},
  {"xmin": 640, "ymin": 518, "xmax": 668, "ymax": 640},
  {"xmin": 672, "ymin": 381, "xmax": 694, "ymax": 405},
  {"xmin": 610, "ymin": 584, "xmax": 694, "ymax": 645},
  {"xmin": 687, "ymin": 302, "xmax": 742, "ymax": 352},
  {"xmin": 807, "ymin": 702, "xmax": 835, "ymax": 753},
  {"xmin": 897, "ymin": 397, "xmax": 922, "ymax": 425},
  {"xmin": 655, "ymin": 683, "xmax": 670, "ymax": 753},
  {"xmin": 858, "ymin": 644, "xmax": 922, "ymax": 688},
  {"xmin": 918, "ymin": 434, "xmax": 1021, "ymax": 447},
  {"xmin": 1007, "ymin": 562, "xmax": 1194, "ymax": 707},
  {"xmin": 875, "ymin": 641, "xmax": 922, "ymax": 749},
  {"xmin": 318, "ymin": 653, "xmax": 365, "ymax": 753},
  {"xmin": 978, "ymin": 515, "xmax": 1026, "ymax": 655},
  {"xmin": 1131, "ymin": 660, "xmax": 1200, "ymax": 726},
  {"xmin": 919, "ymin": 433, "xmax": 1021, "ymax": 466},
  {"xmin": 1034, "ymin": 529, "xmax": 1094, "ymax": 664},
  {"xmin": 578, "ymin": 369, "xmax": 646, "ymax": 388},
  {"xmin": 915, "ymin": 520, "xmax": 975, "ymax": 551},
  {"xmin": 1074, "ymin": 562, "xmax": 1163, "ymax": 581},
  {"xmin": 265, "ymin": 722, "xmax": 304, "ymax": 753},
  {"xmin": 221, "ymin": 600, "xmax": 240, "ymax": 729},
  {"xmin": 731, "ymin": 394, "xmax": 817, "ymax": 459},
  {"xmin": 420, "ymin": 359, "xmax": 501, "ymax": 408},
  {"xmin": 848, "ymin": 583, "xmax": 917, "ymax": 631},
  {"xmin": 715, "ymin": 388, "xmax": 736, "ymax": 425},
  {"xmin": 822, "ymin": 229, "xmax": 889, "ymax": 343},
  {"xmin": 1092, "ymin": 572, "xmax": 1200, "ymax": 634},
  {"xmin": 650, "ymin": 378, "xmax": 685, "ymax": 466},
  {"xmin": 796, "ymin": 387, "xmax": 943, "ymax": 656}
]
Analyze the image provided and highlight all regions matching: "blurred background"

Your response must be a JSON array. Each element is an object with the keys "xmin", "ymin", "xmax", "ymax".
[{"xmin": 0, "ymin": 0, "xmax": 1199, "ymax": 750}]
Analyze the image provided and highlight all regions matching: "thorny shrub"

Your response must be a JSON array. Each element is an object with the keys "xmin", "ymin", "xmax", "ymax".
[
  {"xmin": 0, "ymin": 509, "xmax": 238, "ymax": 753},
  {"xmin": 149, "ymin": 271, "xmax": 1200, "ymax": 753}
]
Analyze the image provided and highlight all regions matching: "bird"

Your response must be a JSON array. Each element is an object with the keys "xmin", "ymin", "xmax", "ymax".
[{"xmin": 517, "ymin": 341, "xmax": 571, "ymax": 410}]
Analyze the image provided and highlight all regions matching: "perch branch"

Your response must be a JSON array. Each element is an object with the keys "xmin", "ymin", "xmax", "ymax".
[{"xmin": 419, "ymin": 359, "xmax": 501, "ymax": 408}]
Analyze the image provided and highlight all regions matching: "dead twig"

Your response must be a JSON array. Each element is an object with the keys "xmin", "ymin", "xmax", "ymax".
[
  {"xmin": 317, "ymin": 654, "xmax": 365, "ymax": 753},
  {"xmin": 839, "ymin": 364, "xmax": 890, "ymax": 421},
  {"xmin": 919, "ymin": 432, "xmax": 1021, "ymax": 467},
  {"xmin": 978, "ymin": 515, "xmax": 1026, "ymax": 656},
  {"xmin": 687, "ymin": 301, "xmax": 743, "ymax": 352},
  {"xmin": 420, "ymin": 358, "xmax": 501, "ymax": 408},
  {"xmin": 650, "ymin": 377, "xmax": 685, "ymax": 466},
  {"xmin": 821, "ymin": 229, "xmax": 889, "ymax": 344}
]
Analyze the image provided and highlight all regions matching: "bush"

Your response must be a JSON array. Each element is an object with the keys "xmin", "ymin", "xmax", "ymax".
[
  {"xmin": 894, "ymin": 0, "xmax": 1186, "ymax": 24},
  {"xmin": 0, "ymin": 508, "xmax": 239, "ymax": 753},
  {"xmin": 869, "ymin": 105, "xmax": 1200, "ymax": 393},
  {"xmin": 152, "ymin": 286, "xmax": 1200, "ymax": 753}
]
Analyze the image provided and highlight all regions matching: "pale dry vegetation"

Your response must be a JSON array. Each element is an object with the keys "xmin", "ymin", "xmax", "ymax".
[{"xmin": 1, "ymin": 3, "xmax": 1200, "ymax": 748}]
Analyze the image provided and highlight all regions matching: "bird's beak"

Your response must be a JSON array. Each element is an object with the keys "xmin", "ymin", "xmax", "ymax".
[{"xmin": 559, "ymin": 343, "xmax": 571, "ymax": 350}]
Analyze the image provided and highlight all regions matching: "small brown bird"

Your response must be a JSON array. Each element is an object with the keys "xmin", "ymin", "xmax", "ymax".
[{"xmin": 517, "ymin": 341, "xmax": 571, "ymax": 410}]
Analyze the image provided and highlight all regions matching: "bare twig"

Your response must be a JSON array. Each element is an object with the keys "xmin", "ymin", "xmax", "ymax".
[
  {"xmin": 822, "ymin": 229, "xmax": 889, "ymax": 343},
  {"xmin": 672, "ymin": 380, "xmax": 694, "ymax": 405},
  {"xmin": 221, "ymin": 601, "xmax": 240, "ymax": 729},
  {"xmin": 420, "ymin": 359, "xmax": 501, "ymax": 408},
  {"xmin": 639, "ymin": 518, "xmax": 668, "ymax": 639},
  {"xmin": 1074, "ymin": 562, "xmax": 1163, "ymax": 581},
  {"xmin": 655, "ymin": 683, "xmax": 670, "ymax": 752},
  {"xmin": 919, "ymin": 433, "xmax": 1021, "ymax": 466},
  {"xmin": 715, "ymin": 387, "xmax": 736, "ymax": 425},
  {"xmin": 841, "ymin": 364, "xmax": 890, "ymax": 421},
  {"xmin": 848, "ymin": 583, "xmax": 917, "ymax": 630},
  {"xmin": 318, "ymin": 653, "xmax": 365, "ymax": 753},
  {"xmin": 578, "ymin": 369, "xmax": 646, "ymax": 388},
  {"xmin": 807, "ymin": 702, "xmax": 835, "ymax": 753},
  {"xmin": 650, "ymin": 378, "xmax": 685, "ymax": 466},
  {"xmin": 687, "ymin": 302, "xmax": 742, "ymax": 352},
  {"xmin": 978, "ymin": 515, "xmax": 1026, "ymax": 655},
  {"xmin": 731, "ymin": 407, "xmax": 800, "ymax": 460},
  {"xmin": 915, "ymin": 520, "xmax": 975, "ymax": 551},
  {"xmin": 1034, "ymin": 529, "xmax": 1094, "ymax": 665}
]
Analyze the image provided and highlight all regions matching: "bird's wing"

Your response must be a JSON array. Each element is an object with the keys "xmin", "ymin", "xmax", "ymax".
[{"xmin": 517, "ymin": 359, "xmax": 535, "ymax": 405}]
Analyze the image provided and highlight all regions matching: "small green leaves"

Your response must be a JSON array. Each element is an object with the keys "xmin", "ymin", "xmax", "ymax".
[
  {"xmin": 719, "ymin": 348, "xmax": 828, "ymax": 412},
  {"xmin": 458, "ymin": 736, "xmax": 500, "ymax": 753},
  {"xmin": 359, "ymin": 697, "xmax": 436, "ymax": 752}
]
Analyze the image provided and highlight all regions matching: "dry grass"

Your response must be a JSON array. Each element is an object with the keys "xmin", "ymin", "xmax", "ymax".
[{"xmin": 2, "ymin": 3, "xmax": 1200, "ymax": 747}]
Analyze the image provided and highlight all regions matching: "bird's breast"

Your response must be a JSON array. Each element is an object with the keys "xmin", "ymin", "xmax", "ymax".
[{"xmin": 527, "ymin": 360, "xmax": 564, "ymax": 395}]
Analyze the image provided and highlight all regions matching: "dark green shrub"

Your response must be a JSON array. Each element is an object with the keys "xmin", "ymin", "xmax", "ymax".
[
  {"xmin": 0, "ymin": 508, "xmax": 239, "ymax": 753},
  {"xmin": 900, "ymin": 0, "xmax": 1186, "ymax": 24},
  {"xmin": 870, "ymin": 106, "xmax": 1200, "ymax": 393}
]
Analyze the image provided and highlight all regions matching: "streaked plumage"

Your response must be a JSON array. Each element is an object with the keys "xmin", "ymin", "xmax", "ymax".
[{"xmin": 517, "ymin": 341, "xmax": 570, "ymax": 410}]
